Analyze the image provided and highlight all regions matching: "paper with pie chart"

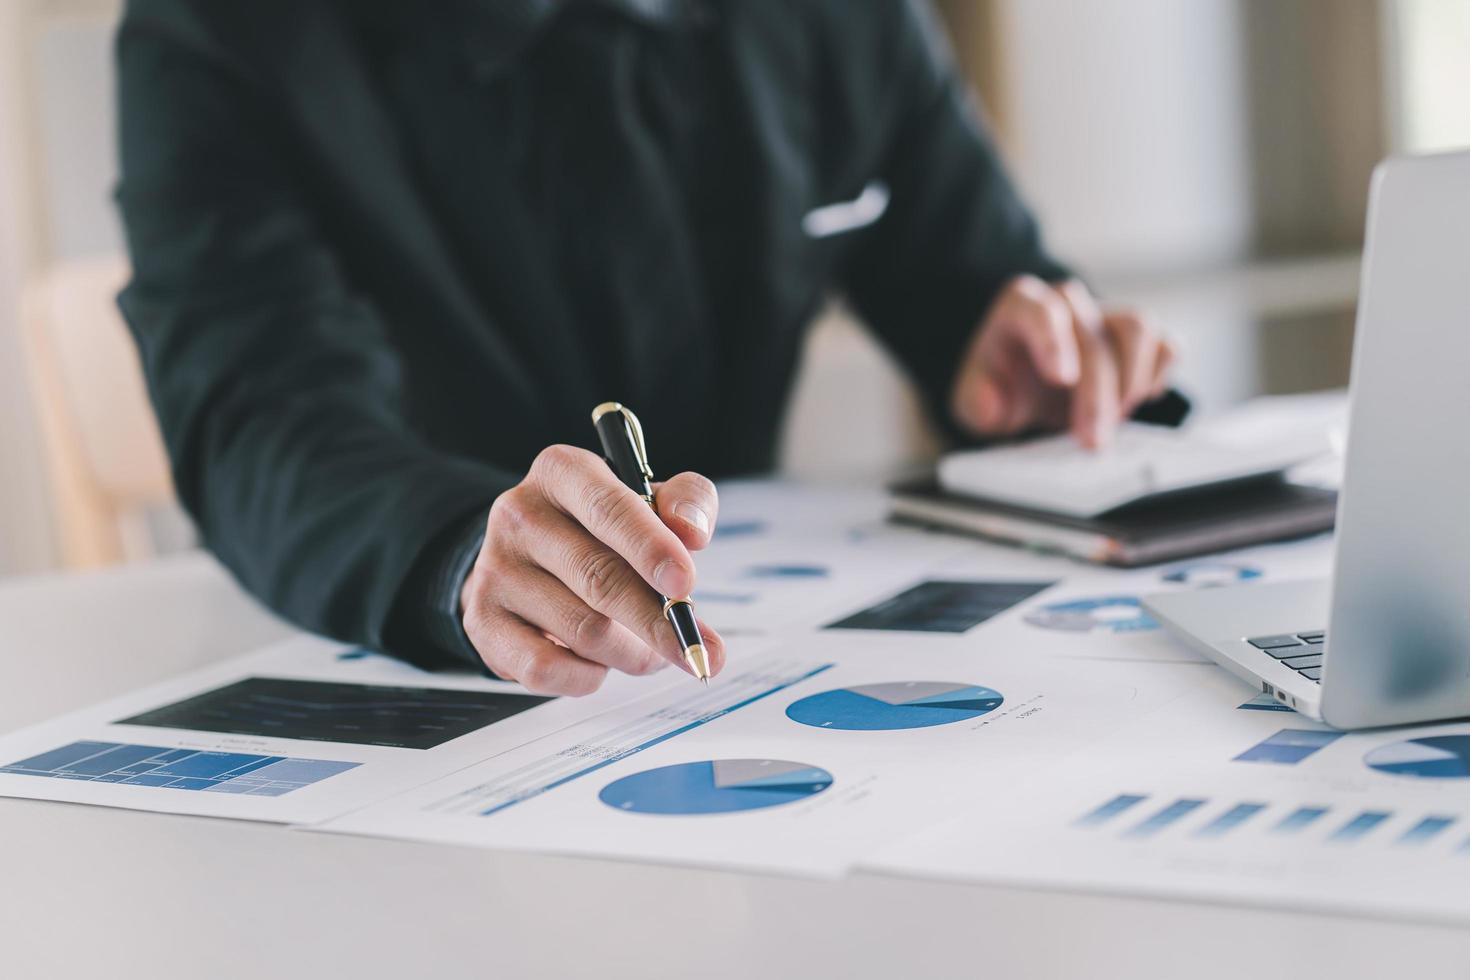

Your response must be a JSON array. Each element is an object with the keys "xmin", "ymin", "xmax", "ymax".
[
  {"xmin": 315, "ymin": 629, "xmax": 1189, "ymax": 877},
  {"xmin": 315, "ymin": 654, "xmax": 946, "ymax": 876},
  {"xmin": 869, "ymin": 672, "xmax": 1470, "ymax": 925}
]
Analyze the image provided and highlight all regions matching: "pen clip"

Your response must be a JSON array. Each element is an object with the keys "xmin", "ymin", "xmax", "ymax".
[
  {"xmin": 592, "ymin": 401, "xmax": 654, "ymax": 483},
  {"xmin": 621, "ymin": 407, "xmax": 654, "ymax": 483}
]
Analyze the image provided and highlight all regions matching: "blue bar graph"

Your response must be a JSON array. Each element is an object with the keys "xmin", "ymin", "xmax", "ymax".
[
  {"xmin": 1075, "ymin": 793, "xmax": 1149, "ymax": 827},
  {"xmin": 1272, "ymin": 806, "xmax": 1330, "ymax": 834},
  {"xmin": 1329, "ymin": 810, "xmax": 1392, "ymax": 842},
  {"xmin": 1125, "ymin": 798, "xmax": 1207, "ymax": 838},
  {"xmin": 1398, "ymin": 815, "xmax": 1456, "ymax": 845},
  {"xmin": 1233, "ymin": 729, "xmax": 1343, "ymax": 765},
  {"xmin": 1195, "ymin": 802, "xmax": 1267, "ymax": 837},
  {"xmin": 1, "ymin": 741, "xmax": 357, "ymax": 797}
]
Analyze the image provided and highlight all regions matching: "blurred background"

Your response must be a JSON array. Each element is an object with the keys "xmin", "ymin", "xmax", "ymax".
[{"xmin": 0, "ymin": 0, "xmax": 1467, "ymax": 578}]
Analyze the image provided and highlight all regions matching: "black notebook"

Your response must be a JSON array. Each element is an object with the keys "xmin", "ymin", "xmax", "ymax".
[{"xmin": 889, "ymin": 474, "xmax": 1336, "ymax": 568}]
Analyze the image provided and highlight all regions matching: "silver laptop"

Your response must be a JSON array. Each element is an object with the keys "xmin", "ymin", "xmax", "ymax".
[{"xmin": 1143, "ymin": 150, "xmax": 1470, "ymax": 730}]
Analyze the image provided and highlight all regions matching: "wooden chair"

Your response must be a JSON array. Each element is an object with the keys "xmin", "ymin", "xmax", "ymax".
[{"xmin": 20, "ymin": 254, "xmax": 181, "ymax": 567}]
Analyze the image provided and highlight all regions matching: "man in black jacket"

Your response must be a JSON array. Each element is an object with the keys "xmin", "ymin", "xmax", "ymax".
[{"xmin": 115, "ymin": 0, "xmax": 1173, "ymax": 694}]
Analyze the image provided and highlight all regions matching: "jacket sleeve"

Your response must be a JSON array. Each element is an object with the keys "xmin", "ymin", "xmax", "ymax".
[
  {"xmin": 114, "ymin": 4, "xmax": 507, "ymax": 668},
  {"xmin": 832, "ymin": 0, "xmax": 1072, "ymax": 436}
]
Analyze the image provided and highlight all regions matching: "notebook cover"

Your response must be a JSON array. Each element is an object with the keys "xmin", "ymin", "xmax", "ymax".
[{"xmin": 889, "ymin": 474, "xmax": 1337, "ymax": 567}]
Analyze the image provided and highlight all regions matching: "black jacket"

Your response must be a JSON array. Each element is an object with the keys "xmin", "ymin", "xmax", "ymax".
[{"xmin": 115, "ymin": 0, "xmax": 1068, "ymax": 669}]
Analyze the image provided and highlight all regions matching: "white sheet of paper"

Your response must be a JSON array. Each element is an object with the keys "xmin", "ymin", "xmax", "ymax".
[
  {"xmin": 868, "ymin": 666, "xmax": 1470, "ymax": 925},
  {"xmin": 0, "ymin": 635, "xmax": 680, "ymax": 825},
  {"xmin": 315, "ymin": 631, "xmax": 1196, "ymax": 877}
]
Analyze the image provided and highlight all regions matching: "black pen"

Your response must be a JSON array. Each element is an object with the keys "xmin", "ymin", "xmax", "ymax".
[{"xmin": 591, "ymin": 402, "xmax": 712, "ymax": 684}]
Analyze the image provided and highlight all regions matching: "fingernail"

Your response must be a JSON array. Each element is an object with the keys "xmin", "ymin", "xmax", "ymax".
[
  {"xmin": 653, "ymin": 559, "xmax": 688, "ymax": 596},
  {"xmin": 673, "ymin": 501, "xmax": 710, "ymax": 536}
]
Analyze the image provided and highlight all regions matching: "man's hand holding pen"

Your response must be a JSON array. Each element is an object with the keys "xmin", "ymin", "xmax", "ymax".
[
  {"xmin": 462, "ymin": 274, "xmax": 1174, "ymax": 698},
  {"xmin": 460, "ymin": 444, "xmax": 727, "ymax": 696}
]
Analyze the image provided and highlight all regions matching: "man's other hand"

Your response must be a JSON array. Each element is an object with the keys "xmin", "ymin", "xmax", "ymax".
[
  {"xmin": 461, "ymin": 446, "xmax": 725, "ymax": 695},
  {"xmin": 951, "ymin": 276, "xmax": 1175, "ymax": 448}
]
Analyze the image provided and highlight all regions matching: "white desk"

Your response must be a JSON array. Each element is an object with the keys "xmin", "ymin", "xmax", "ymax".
[{"xmin": 3, "ymin": 547, "xmax": 1468, "ymax": 979}]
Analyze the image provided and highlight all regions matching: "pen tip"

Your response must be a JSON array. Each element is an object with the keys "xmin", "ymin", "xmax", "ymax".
[{"xmin": 683, "ymin": 643, "xmax": 712, "ymax": 685}]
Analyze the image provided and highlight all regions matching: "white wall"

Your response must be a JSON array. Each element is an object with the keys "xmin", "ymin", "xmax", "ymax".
[
  {"xmin": 0, "ymin": 5, "xmax": 123, "ymax": 575},
  {"xmin": 1391, "ymin": 0, "xmax": 1470, "ymax": 153},
  {"xmin": 996, "ymin": 0, "xmax": 1263, "ymax": 412},
  {"xmin": 1000, "ymin": 0, "xmax": 1254, "ymax": 277},
  {"xmin": 35, "ymin": 22, "xmax": 124, "ymax": 261},
  {"xmin": 0, "ymin": 4, "xmax": 61, "ymax": 575}
]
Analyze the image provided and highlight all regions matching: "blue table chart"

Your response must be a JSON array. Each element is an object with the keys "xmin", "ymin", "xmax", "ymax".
[
  {"xmin": 1234, "ymin": 728, "xmax": 1343, "ymax": 765},
  {"xmin": 786, "ymin": 681, "xmax": 1004, "ymax": 731},
  {"xmin": 599, "ymin": 759, "xmax": 833, "ymax": 815},
  {"xmin": 0, "ymin": 740, "xmax": 358, "ymax": 796}
]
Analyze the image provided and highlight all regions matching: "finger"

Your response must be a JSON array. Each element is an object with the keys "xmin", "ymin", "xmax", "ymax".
[
  {"xmin": 1055, "ymin": 283, "xmax": 1120, "ymax": 448},
  {"xmin": 522, "ymin": 507, "xmax": 686, "ymax": 665},
  {"xmin": 652, "ymin": 472, "xmax": 719, "ymax": 551},
  {"xmin": 1000, "ymin": 368, "xmax": 1050, "ymax": 434},
  {"xmin": 955, "ymin": 285, "xmax": 1076, "ymax": 435},
  {"xmin": 1103, "ymin": 312, "xmax": 1159, "ymax": 412},
  {"xmin": 501, "ymin": 567, "xmax": 666, "ymax": 676},
  {"xmin": 1005, "ymin": 276, "xmax": 1081, "ymax": 387},
  {"xmin": 1057, "ymin": 279, "xmax": 1104, "ymax": 335},
  {"xmin": 1069, "ymin": 325, "xmax": 1122, "ymax": 449},
  {"xmin": 533, "ymin": 445, "xmax": 696, "ymax": 598},
  {"xmin": 467, "ymin": 610, "xmax": 609, "ymax": 696},
  {"xmin": 1148, "ymin": 337, "xmax": 1176, "ymax": 399}
]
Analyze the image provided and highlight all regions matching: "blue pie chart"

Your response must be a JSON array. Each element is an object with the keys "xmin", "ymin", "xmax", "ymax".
[
  {"xmin": 786, "ymin": 681, "xmax": 1004, "ymax": 731},
  {"xmin": 1024, "ymin": 596, "xmax": 1158, "ymax": 633},
  {"xmin": 1365, "ymin": 736, "xmax": 1470, "ymax": 778},
  {"xmin": 599, "ymin": 759, "xmax": 834, "ymax": 815},
  {"xmin": 1161, "ymin": 562, "xmax": 1264, "ymax": 587}
]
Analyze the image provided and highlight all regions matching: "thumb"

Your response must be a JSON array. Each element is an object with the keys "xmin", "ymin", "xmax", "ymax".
[{"xmin": 652, "ymin": 472, "xmax": 719, "ymax": 551}]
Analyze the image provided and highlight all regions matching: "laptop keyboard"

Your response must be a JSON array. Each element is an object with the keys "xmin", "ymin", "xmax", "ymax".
[{"xmin": 1247, "ymin": 632, "xmax": 1325, "ymax": 682}]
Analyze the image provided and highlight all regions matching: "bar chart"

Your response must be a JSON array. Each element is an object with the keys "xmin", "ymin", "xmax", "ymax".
[{"xmin": 1073, "ymin": 791, "xmax": 1470, "ymax": 851}]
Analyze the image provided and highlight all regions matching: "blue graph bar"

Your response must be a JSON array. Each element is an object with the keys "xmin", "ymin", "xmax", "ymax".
[
  {"xmin": 1272, "ymin": 806, "xmax": 1330, "ymax": 834},
  {"xmin": 1233, "ymin": 729, "xmax": 1344, "ymax": 765},
  {"xmin": 1075, "ymin": 793, "xmax": 1149, "ymax": 827},
  {"xmin": 1329, "ymin": 810, "xmax": 1392, "ymax": 842},
  {"xmin": 1195, "ymin": 802, "xmax": 1268, "ymax": 838},
  {"xmin": 1398, "ymin": 815, "xmax": 1456, "ymax": 845},
  {"xmin": 1, "ymin": 741, "xmax": 357, "ymax": 797},
  {"xmin": 1125, "ymin": 798, "xmax": 1207, "ymax": 838}
]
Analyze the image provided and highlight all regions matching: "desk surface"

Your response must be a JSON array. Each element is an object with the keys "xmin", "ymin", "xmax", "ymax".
[{"xmin": 2, "ymin": 497, "xmax": 1468, "ymax": 980}]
